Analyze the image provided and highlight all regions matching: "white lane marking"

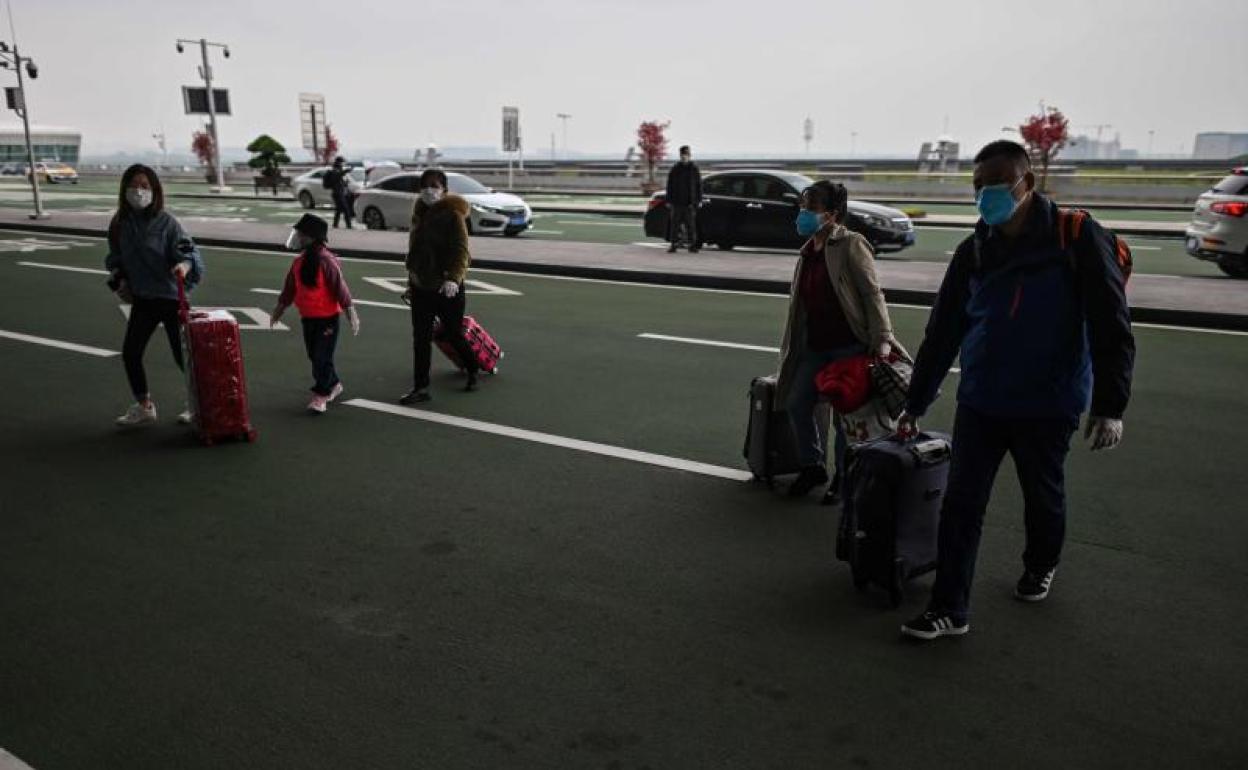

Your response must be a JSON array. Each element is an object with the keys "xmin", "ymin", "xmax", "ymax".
[
  {"xmin": 252, "ymin": 287, "xmax": 406, "ymax": 311},
  {"xmin": 1133, "ymin": 322, "xmax": 1248, "ymax": 337},
  {"xmin": 0, "ymin": 329, "xmax": 118, "ymax": 357},
  {"xmin": 629, "ymin": 241, "xmax": 791, "ymax": 255},
  {"xmin": 639, "ymin": 333, "xmax": 780, "ymax": 353},
  {"xmin": 345, "ymin": 398, "xmax": 754, "ymax": 482},
  {"xmin": 0, "ymin": 236, "xmax": 96, "ymax": 252},
  {"xmin": 18, "ymin": 260, "xmax": 108, "ymax": 275},
  {"xmin": 553, "ymin": 220, "xmax": 642, "ymax": 228},
  {"xmin": 527, "ymin": 229, "xmax": 565, "ymax": 235},
  {"xmin": 1, "ymin": 747, "xmax": 38, "ymax": 770},
  {"xmin": 1123, "ymin": 244, "xmax": 1162, "ymax": 251},
  {"xmin": 362, "ymin": 276, "xmax": 522, "ymax": 296},
  {"xmin": 116, "ymin": 304, "xmax": 288, "ymax": 330},
  {"xmin": 638, "ymin": 332, "xmax": 962, "ymax": 373}
]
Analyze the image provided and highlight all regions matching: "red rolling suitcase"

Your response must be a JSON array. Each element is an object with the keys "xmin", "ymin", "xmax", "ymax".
[
  {"xmin": 433, "ymin": 315, "xmax": 503, "ymax": 374},
  {"xmin": 179, "ymin": 280, "xmax": 257, "ymax": 445}
]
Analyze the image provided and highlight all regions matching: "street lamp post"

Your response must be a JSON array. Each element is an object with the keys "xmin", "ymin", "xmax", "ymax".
[
  {"xmin": 556, "ymin": 113, "xmax": 571, "ymax": 160},
  {"xmin": 177, "ymin": 37, "xmax": 231, "ymax": 191},
  {"xmin": 0, "ymin": 39, "xmax": 44, "ymax": 219}
]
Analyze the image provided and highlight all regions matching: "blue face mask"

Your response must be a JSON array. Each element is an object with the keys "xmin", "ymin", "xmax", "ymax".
[
  {"xmin": 796, "ymin": 209, "xmax": 823, "ymax": 237},
  {"xmin": 975, "ymin": 177, "xmax": 1027, "ymax": 226}
]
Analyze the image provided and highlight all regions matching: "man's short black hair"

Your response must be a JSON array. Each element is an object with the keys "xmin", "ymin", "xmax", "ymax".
[
  {"xmin": 679, "ymin": 145, "xmax": 691, "ymax": 155},
  {"xmin": 802, "ymin": 180, "xmax": 848, "ymax": 222},
  {"xmin": 974, "ymin": 140, "xmax": 1031, "ymax": 169}
]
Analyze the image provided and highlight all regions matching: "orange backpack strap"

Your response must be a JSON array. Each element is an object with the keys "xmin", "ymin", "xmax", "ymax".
[{"xmin": 1057, "ymin": 207, "xmax": 1088, "ymax": 251}]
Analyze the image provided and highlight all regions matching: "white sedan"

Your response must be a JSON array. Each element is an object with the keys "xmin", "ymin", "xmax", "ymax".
[
  {"xmin": 354, "ymin": 172, "xmax": 533, "ymax": 236},
  {"xmin": 291, "ymin": 166, "xmax": 365, "ymax": 209}
]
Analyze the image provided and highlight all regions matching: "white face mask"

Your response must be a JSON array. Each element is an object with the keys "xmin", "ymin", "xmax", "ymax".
[
  {"xmin": 284, "ymin": 230, "xmax": 310, "ymax": 251},
  {"xmin": 420, "ymin": 188, "xmax": 443, "ymax": 206},
  {"xmin": 126, "ymin": 187, "xmax": 153, "ymax": 210}
]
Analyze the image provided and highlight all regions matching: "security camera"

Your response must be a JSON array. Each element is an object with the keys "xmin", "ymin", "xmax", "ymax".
[
  {"xmin": 24, "ymin": 60, "xmax": 36, "ymax": 79},
  {"xmin": 223, "ymin": 47, "xmax": 230, "ymax": 59},
  {"xmin": 176, "ymin": 42, "xmax": 184, "ymax": 53}
]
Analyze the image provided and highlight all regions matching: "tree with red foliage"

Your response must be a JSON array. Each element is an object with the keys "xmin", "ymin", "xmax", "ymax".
[
  {"xmin": 1018, "ymin": 107, "xmax": 1069, "ymax": 192},
  {"xmin": 316, "ymin": 124, "xmax": 341, "ymax": 165},
  {"xmin": 637, "ymin": 120, "xmax": 671, "ymax": 189},
  {"xmin": 191, "ymin": 128, "xmax": 216, "ymax": 182}
]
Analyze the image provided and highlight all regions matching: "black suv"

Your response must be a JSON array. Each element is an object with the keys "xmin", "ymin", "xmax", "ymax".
[{"xmin": 644, "ymin": 170, "xmax": 915, "ymax": 252}]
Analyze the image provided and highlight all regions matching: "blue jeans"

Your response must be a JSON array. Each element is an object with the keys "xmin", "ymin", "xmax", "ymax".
[
  {"xmin": 785, "ymin": 344, "xmax": 866, "ymax": 477},
  {"xmin": 930, "ymin": 405, "xmax": 1078, "ymax": 620}
]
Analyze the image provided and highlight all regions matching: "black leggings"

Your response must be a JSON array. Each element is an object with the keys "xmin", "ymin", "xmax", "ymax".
[{"xmin": 122, "ymin": 298, "xmax": 184, "ymax": 400}]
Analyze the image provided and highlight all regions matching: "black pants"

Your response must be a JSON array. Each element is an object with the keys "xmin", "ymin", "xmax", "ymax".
[
  {"xmin": 301, "ymin": 315, "xmax": 341, "ymax": 395},
  {"xmin": 332, "ymin": 192, "xmax": 353, "ymax": 228},
  {"xmin": 668, "ymin": 204, "xmax": 698, "ymax": 248},
  {"xmin": 930, "ymin": 405, "xmax": 1078, "ymax": 620},
  {"xmin": 409, "ymin": 285, "xmax": 478, "ymax": 390},
  {"xmin": 122, "ymin": 297, "xmax": 184, "ymax": 400}
]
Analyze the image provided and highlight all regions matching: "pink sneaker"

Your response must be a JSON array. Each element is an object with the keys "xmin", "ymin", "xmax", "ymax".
[
  {"xmin": 327, "ymin": 382, "xmax": 344, "ymax": 403},
  {"xmin": 307, "ymin": 394, "xmax": 328, "ymax": 414}
]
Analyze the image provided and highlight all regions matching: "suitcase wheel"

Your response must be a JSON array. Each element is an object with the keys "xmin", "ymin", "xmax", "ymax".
[{"xmin": 244, "ymin": 429, "xmax": 257, "ymax": 443}]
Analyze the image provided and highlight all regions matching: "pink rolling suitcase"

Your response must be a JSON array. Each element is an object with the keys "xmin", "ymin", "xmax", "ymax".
[
  {"xmin": 433, "ymin": 315, "xmax": 503, "ymax": 374},
  {"xmin": 179, "ymin": 279, "xmax": 257, "ymax": 445}
]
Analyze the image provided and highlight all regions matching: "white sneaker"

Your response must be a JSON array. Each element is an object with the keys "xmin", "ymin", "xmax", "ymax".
[
  {"xmin": 177, "ymin": 409, "xmax": 194, "ymax": 425},
  {"xmin": 307, "ymin": 394, "xmax": 328, "ymax": 414},
  {"xmin": 327, "ymin": 382, "xmax": 344, "ymax": 403},
  {"xmin": 116, "ymin": 401, "xmax": 157, "ymax": 427}
]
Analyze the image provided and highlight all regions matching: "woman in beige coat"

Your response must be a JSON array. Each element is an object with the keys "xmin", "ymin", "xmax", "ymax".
[{"xmin": 776, "ymin": 181, "xmax": 899, "ymax": 503}]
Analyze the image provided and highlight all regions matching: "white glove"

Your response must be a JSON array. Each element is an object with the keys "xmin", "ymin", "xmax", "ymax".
[
  {"xmin": 876, "ymin": 340, "xmax": 893, "ymax": 360},
  {"xmin": 269, "ymin": 305, "xmax": 285, "ymax": 328},
  {"xmin": 347, "ymin": 306, "xmax": 361, "ymax": 336},
  {"xmin": 1085, "ymin": 416, "xmax": 1124, "ymax": 451},
  {"xmin": 440, "ymin": 280, "xmax": 460, "ymax": 298}
]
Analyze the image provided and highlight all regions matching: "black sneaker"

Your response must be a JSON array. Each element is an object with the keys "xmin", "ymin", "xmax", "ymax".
[
  {"xmin": 1014, "ymin": 569, "xmax": 1056, "ymax": 602},
  {"xmin": 399, "ymin": 389, "xmax": 431, "ymax": 405},
  {"xmin": 667, "ymin": 245, "xmax": 679, "ymax": 253},
  {"xmin": 787, "ymin": 466, "xmax": 829, "ymax": 498},
  {"xmin": 901, "ymin": 611, "xmax": 969, "ymax": 641},
  {"xmin": 464, "ymin": 372, "xmax": 479, "ymax": 393}
]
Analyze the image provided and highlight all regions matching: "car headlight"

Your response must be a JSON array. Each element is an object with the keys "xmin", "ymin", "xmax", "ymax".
[
  {"xmin": 859, "ymin": 214, "xmax": 887, "ymax": 229},
  {"xmin": 472, "ymin": 203, "xmax": 504, "ymax": 215}
]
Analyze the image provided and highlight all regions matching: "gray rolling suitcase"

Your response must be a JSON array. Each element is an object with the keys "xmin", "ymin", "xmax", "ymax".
[
  {"xmin": 744, "ymin": 375, "xmax": 828, "ymax": 486},
  {"xmin": 836, "ymin": 432, "xmax": 951, "ymax": 607}
]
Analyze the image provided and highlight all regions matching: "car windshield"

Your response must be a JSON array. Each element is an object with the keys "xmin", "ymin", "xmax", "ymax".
[
  {"xmin": 773, "ymin": 172, "xmax": 815, "ymax": 194},
  {"xmin": 448, "ymin": 175, "xmax": 490, "ymax": 195},
  {"xmin": 1211, "ymin": 173, "xmax": 1248, "ymax": 196}
]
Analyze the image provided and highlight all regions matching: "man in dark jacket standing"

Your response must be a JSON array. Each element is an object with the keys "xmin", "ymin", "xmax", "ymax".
[
  {"xmin": 322, "ymin": 156, "xmax": 354, "ymax": 229},
  {"xmin": 665, "ymin": 145, "xmax": 702, "ymax": 253},
  {"xmin": 896, "ymin": 140, "xmax": 1135, "ymax": 641}
]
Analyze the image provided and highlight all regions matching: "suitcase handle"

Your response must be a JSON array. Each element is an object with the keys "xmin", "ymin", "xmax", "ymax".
[{"xmin": 176, "ymin": 272, "xmax": 190, "ymax": 325}]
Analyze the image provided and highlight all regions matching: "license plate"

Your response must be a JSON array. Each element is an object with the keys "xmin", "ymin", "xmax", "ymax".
[{"xmin": 509, "ymin": 215, "xmax": 527, "ymax": 225}]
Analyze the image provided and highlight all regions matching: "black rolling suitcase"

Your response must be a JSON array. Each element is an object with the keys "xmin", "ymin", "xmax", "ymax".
[
  {"xmin": 744, "ymin": 375, "xmax": 828, "ymax": 486},
  {"xmin": 836, "ymin": 432, "xmax": 951, "ymax": 606}
]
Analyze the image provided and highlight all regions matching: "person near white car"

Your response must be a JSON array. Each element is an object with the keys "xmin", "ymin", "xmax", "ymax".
[{"xmin": 399, "ymin": 169, "xmax": 481, "ymax": 404}]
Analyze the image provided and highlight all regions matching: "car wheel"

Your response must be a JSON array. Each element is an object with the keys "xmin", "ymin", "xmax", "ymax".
[
  {"xmin": 298, "ymin": 190, "xmax": 315, "ymax": 209},
  {"xmin": 1219, "ymin": 256, "xmax": 1248, "ymax": 279},
  {"xmin": 716, "ymin": 242, "xmax": 735, "ymax": 251},
  {"xmin": 363, "ymin": 207, "xmax": 386, "ymax": 231},
  {"xmin": 504, "ymin": 229, "xmax": 521, "ymax": 238}
]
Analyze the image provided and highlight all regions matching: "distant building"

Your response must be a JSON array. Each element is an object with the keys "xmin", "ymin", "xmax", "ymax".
[
  {"xmin": 0, "ymin": 126, "xmax": 81, "ymax": 165},
  {"xmin": 1193, "ymin": 132, "xmax": 1248, "ymax": 160},
  {"xmin": 1064, "ymin": 133, "xmax": 1122, "ymax": 161},
  {"xmin": 917, "ymin": 136, "xmax": 959, "ymax": 173}
]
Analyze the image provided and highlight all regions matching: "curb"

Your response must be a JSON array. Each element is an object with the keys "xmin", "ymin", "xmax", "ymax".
[{"xmin": 2, "ymin": 220, "xmax": 1242, "ymax": 332}]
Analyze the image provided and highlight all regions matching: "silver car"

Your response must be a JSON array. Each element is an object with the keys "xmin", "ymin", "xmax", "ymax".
[
  {"xmin": 292, "ymin": 166, "xmax": 365, "ymax": 209},
  {"xmin": 1186, "ymin": 167, "xmax": 1248, "ymax": 278},
  {"xmin": 355, "ymin": 172, "xmax": 533, "ymax": 236}
]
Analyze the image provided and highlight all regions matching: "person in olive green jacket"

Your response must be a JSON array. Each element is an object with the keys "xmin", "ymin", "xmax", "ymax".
[{"xmin": 400, "ymin": 169, "xmax": 480, "ymax": 404}]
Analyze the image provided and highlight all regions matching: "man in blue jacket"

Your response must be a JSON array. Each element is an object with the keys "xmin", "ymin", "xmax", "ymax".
[{"xmin": 897, "ymin": 140, "xmax": 1135, "ymax": 641}]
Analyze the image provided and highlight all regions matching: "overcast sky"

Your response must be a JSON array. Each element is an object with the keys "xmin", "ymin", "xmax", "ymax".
[{"xmin": 8, "ymin": 0, "xmax": 1247, "ymax": 158}]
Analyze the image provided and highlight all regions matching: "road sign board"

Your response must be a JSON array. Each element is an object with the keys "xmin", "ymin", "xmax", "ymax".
[
  {"xmin": 503, "ymin": 106, "xmax": 520, "ymax": 153},
  {"xmin": 299, "ymin": 93, "xmax": 327, "ymax": 152},
  {"xmin": 182, "ymin": 87, "xmax": 231, "ymax": 116}
]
